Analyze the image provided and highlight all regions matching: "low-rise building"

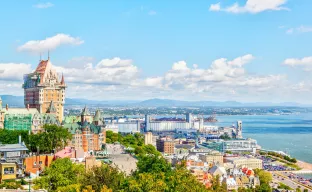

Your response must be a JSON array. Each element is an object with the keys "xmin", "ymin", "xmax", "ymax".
[
  {"xmin": 198, "ymin": 150, "xmax": 223, "ymax": 167},
  {"xmin": 0, "ymin": 136, "xmax": 28, "ymax": 177},
  {"xmin": 156, "ymin": 137, "xmax": 174, "ymax": 154},
  {"xmin": 0, "ymin": 163, "xmax": 17, "ymax": 182},
  {"xmin": 24, "ymin": 155, "xmax": 54, "ymax": 176},
  {"xmin": 224, "ymin": 157, "xmax": 263, "ymax": 169},
  {"xmin": 223, "ymin": 138, "xmax": 257, "ymax": 154}
]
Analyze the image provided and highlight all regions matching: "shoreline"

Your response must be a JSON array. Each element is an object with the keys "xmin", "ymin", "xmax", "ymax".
[{"xmin": 297, "ymin": 160, "xmax": 312, "ymax": 171}]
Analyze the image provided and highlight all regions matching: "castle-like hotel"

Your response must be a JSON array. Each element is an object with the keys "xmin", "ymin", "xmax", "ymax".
[
  {"xmin": 0, "ymin": 58, "xmax": 106, "ymax": 152},
  {"xmin": 23, "ymin": 57, "xmax": 66, "ymax": 123},
  {"xmin": 0, "ymin": 57, "xmax": 65, "ymax": 131}
]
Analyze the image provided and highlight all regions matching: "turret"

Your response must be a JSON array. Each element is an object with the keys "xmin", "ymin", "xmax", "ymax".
[
  {"xmin": 93, "ymin": 109, "xmax": 101, "ymax": 126},
  {"xmin": 81, "ymin": 106, "xmax": 89, "ymax": 123}
]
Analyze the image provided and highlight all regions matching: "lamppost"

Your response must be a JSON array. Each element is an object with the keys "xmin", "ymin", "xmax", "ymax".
[{"xmin": 28, "ymin": 175, "xmax": 32, "ymax": 192}]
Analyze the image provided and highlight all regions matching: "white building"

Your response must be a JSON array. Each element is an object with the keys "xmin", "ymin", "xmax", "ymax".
[
  {"xmin": 236, "ymin": 121, "xmax": 243, "ymax": 139},
  {"xmin": 223, "ymin": 138, "xmax": 257, "ymax": 154}
]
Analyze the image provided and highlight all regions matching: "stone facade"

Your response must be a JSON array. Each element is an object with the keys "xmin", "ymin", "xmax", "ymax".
[{"xmin": 63, "ymin": 107, "xmax": 106, "ymax": 153}]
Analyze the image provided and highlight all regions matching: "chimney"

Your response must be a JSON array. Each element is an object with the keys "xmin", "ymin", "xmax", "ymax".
[
  {"xmin": 19, "ymin": 135, "xmax": 22, "ymax": 144},
  {"xmin": 27, "ymin": 104, "xmax": 30, "ymax": 110},
  {"xmin": 6, "ymin": 104, "xmax": 8, "ymax": 111}
]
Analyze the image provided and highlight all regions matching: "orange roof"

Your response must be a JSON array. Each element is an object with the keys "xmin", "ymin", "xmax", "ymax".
[{"xmin": 35, "ymin": 60, "xmax": 49, "ymax": 74}]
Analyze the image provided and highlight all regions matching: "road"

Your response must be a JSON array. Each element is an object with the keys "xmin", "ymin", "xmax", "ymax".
[{"xmin": 271, "ymin": 172, "xmax": 312, "ymax": 192}]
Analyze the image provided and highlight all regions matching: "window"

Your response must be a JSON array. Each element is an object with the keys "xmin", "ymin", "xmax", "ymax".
[
  {"xmin": 34, "ymin": 161, "xmax": 37, "ymax": 165},
  {"xmin": 4, "ymin": 167, "xmax": 14, "ymax": 175},
  {"xmin": 39, "ymin": 161, "xmax": 42, "ymax": 165}
]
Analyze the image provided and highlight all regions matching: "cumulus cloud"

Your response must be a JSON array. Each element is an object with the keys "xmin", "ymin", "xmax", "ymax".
[
  {"xmin": 0, "ymin": 63, "xmax": 32, "ymax": 81},
  {"xmin": 209, "ymin": 0, "xmax": 288, "ymax": 14},
  {"xmin": 286, "ymin": 26, "xmax": 312, "ymax": 34},
  {"xmin": 54, "ymin": 57, "xmax": 138, "ymax": 84},
  {"xmin": 283, "ymin": 57, "xmax": 312, "ymax": 71},
  {"xmin": 33, "ymin": 2, "xmax": 54, "ymax": 9},
  {"xmin": 17, "ymin": 34, "xmax": 84, "ymax": 54},
  {"xmin": 2, "ymin": 55, "xmax": 305, "ymax": 102}
]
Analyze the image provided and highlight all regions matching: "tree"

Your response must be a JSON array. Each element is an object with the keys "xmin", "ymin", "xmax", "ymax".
[
  {"xmin": 136, "ymin": 155, "xmax": 172, "ymax": 174},
  {"xmin": 255, "ymin": 169, "xmax": 272, "ymax": 184},
  {"xmin": 255, "ymin": 183, "xmax": 272, "ymax": 192},
  {"xmin": 33, "ymin": 158, "xmax": 84, "ymax": 191},
  {"xmin": 80, "ymin": 164, "xmax": 125, "ymax": 192}
]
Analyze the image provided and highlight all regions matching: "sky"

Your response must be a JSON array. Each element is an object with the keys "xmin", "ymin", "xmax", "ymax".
[{"xmin": 0, "ymin": 0, "xmax": 312, "ymax": 103}]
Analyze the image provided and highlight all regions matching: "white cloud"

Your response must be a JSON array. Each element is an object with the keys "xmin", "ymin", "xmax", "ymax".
[
  {"xmin": 209, "ymin": 0, "xmax": 288, "ymax": 14},
  {"xmin": 283, "ymin": 57, "xmax": 312, "ymax": 71},
  {"xmin": 33, "ymin": 2, "xmax": 54, "ymax": 9},
  {"xmin": 148, "ymin": 10, "xmax": 157, "ymax": 15},
  {"xmin": 286, "ymin": 26, "xmax": 312, "ymax": 34},
  {"xmin": 66, "ymin": 56, "xmax": 94, "ymax": 68},
  {"xmin": 0, "ymin": 63, "xmax": 32, "ymax": 81},
  {"xmin": 54, "ymin": 57, "xmax": 138, "ymax": 84},
  {"xmin": 3, "ymin": 55, "xmax": 310, "ymax": 102},
  {"xmin": 17, "ymin": 34, "xmax": 84, "ymax": 53},
  {"xmin": 283, "ymin": 57, "xmax": 312, "ymax": 66},
  {"xmin": 209, "ymin": 3, "xmax": 221, "ymax": 11}
]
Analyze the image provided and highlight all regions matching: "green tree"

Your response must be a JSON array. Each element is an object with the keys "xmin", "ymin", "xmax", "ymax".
[
  {"xmin": 255, "ymin": 183, "xmax": 272, "ymax": 192},
  {"xmin": 33, "ymin": 158, "xmax": 84, "ymax": 191},
  {"xmin": 136, "ymin": 155, "xmax": 172, "ymax": 174},
  {"xmin": 255, "ymin": 169, "xmax": 272, "ymax": 184},
  {"xmin": 80, "ymin": 164, "xmax": 125, "ymax": 192}
]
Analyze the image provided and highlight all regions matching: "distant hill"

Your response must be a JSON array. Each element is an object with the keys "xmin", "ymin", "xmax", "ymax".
[
  {"xmin": 0, "ymin": 95, "xmax": 24, "ymax": 107},
  {"xmin": 0, "ymin": 95, "xmax": 307, "ymax": 108}
]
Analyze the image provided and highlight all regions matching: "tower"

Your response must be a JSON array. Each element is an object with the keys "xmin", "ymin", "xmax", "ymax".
[
  {"xmin": 23, "ymin": 58, "xmax": 66, "ymax": 122},
  {"xmin": 186, "ymin": 113, "xmax": 192, "ymax": 123},
  {"xmin": 236, "ymin": 120, "xmax": 243, "ymax": 139}
]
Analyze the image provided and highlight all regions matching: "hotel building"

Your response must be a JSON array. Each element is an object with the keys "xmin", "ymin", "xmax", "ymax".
[{"xmin": 23, "ymin": 58, "xmax": 66, "ymax": 123}]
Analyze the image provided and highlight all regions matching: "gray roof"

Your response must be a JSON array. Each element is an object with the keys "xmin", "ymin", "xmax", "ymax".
[
  {"xmin": 1, "ymin": 108, "xmax": 39, "ymax": 115},
  {"xmin": 175, "ymin": 144, "xmax": 195, "ymax": 149},
  {"xmin": 0, "ymin": 143, "xmax": 29, "ymax": 152}
]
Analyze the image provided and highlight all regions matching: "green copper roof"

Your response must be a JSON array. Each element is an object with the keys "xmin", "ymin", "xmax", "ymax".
[
  {"xmin": 93, "ymin": 110, "xmax": 101, "ymax": 121},
  {"xmin": 81, "ymin": 106, "xmax": 89, "ymax": 116}
]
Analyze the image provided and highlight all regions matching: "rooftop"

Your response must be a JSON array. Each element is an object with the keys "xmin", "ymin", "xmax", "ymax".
[{"xmin": 0, "ymin": 143, "xmax": 29, "ymax": 152}]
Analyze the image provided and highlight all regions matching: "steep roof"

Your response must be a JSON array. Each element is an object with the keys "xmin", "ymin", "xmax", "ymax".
[
  {"xmin": 93, "ymin": 110, "xmax": 101, "ymax": 121},
  {"xmin": 46, "ymin": 101, "xmax": 57, "ymax": 113},
  {"xmin": 81, "ymin": 106, "xmax": 89, "ymax": 116},
  {"xmin": 35, "ymin": 60, "xmax": 49, "ymax": 74}
]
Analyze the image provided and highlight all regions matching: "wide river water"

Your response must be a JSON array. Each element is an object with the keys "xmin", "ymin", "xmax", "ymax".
[{"xmin": 205, "ymin": 113, "xmax": 312, "ymax": 164}]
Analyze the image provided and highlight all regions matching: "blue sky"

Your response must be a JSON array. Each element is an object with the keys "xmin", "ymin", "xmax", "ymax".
[{"xmin": 0, "ymin": 0, "xmax": 312, "ymax": 103}]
